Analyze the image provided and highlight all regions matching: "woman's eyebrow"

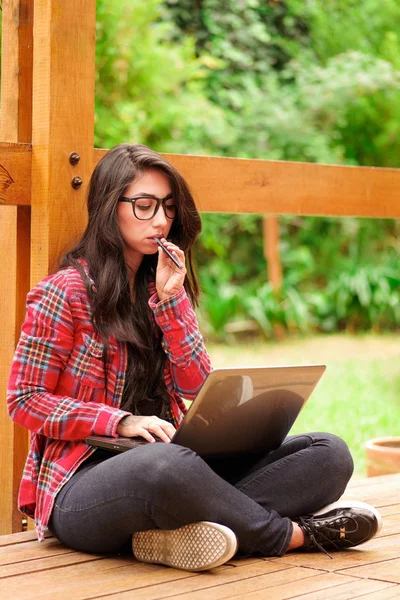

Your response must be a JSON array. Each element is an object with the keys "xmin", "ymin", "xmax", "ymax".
[{"xmin": 132, "ymin": 192, "xmax": 174, "ymax": 198}]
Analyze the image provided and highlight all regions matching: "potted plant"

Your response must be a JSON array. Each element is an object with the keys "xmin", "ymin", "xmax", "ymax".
[{"xmin": 365, "ymin": 437, "xmax": 400, "ymax": 477}]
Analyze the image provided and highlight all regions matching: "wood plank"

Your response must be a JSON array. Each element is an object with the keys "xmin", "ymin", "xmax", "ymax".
[
  {"xmin": 0, "ymin": 559, "xmax": 191, "ymax": 599},
  {"xmin": 355, "ymin": 586, "xmax": 400, "ymax": 599},
  {"xmin": 0, "ymin": 142, "xmax": 31, "ymax": 206},
  {"xmin": 0, "ymin": 552, "xmax": 108, "ymax": 579},
  {"xmin": 305, "ymin": 579, "xmax": 396, "ymax": 600},
  {"xmin": 15, "ymin": 565, "xmax": 316, "ymax": 600},
  {"xmin": 342, "ymin": 473, "xmax": 400, "ymax": 509},
  {"xmin": 238, "ymin": 574, "xmax": 395, "ymax": 600},
  {"xmin": 90, "ymin": 561, "xmax": 292, "ymax": 600},
  {"xmin": 94, "ymin": 149, "xmax": 400, "ymax": 219},
  {"xmin": 376, "ymin": 513, "xmax": 400, "ymax": 537},
  {"xmin": 338, "ymin": 557, "xmax": 400, "ymax": 584},
  {"xmin": 379, "ymin": 504, "xmax": 400, "ymax": 518},
  {"xmin": 0, "ymin": 205, "xmax": 30, "ymax": 534},
  {"xmin": 161, "ymin": 570, "xmax": 353, "ymax": 600},
  {"xmin": 345, "ymin": 473, "xmax": 400, "ymax": 491},
  {"xmin": 2, "ymin": 145, "xmax": 400, "ymax": 220},
  {"xmin": 275, "ymin": 532, "xmax": 400, "ymax": 572},
  {"xmin": 0, "ymin": 530, "xmax": 50, "ymax": 547},
  {"xmin": 30, "ymin": 0, "xmax": 95, "ymax": 282},
  {"xmin": 0, "ymin": 0, "xmax": 34, "ymax": 142},
  {"xmin": 0, "ymin": 537, "xmax": 77, "ymax": 566}
]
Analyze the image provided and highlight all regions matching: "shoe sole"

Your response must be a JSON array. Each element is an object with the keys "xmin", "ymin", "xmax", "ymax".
[
  {"xmin": 132, "ymin": 521, "xmax": 238, "ymax": 572},
  {"xmin": 313, "ymin": 500, "xmax": 383, "ymax": 536}
]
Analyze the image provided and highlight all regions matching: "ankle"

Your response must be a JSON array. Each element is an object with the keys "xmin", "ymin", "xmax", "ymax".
[{"xmin": 286, "ymin": 522, "xmax": 305, "ymax": 552}]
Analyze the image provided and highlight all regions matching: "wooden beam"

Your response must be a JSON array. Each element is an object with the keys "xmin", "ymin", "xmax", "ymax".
[
  {"xmin": 2, "ymin": 145, "xmax": 400, "ymax": 219},
  {"xmin": 0, "ymin": 143, "xmax": 399, "ymax": 218},
  {"xmin": 31, "ymin": 0, "xmax": 96, "ymax": 283},
  {"xmin": 0, "ymin": 0, "xmax": 34, "ymax": 142},
  {"xmin": 95, "ymin": 150, "xmax": 400, "ymax": 219},
  {"xmin": 163, "ymin": 154, "xmax": 400, "ymax": 218},
  {"xmin": 0, "ymin": 206, "xmax": 30, "ymax": 534}
]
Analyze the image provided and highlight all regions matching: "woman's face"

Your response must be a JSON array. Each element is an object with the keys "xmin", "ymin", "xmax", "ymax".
[{"xmin": 116, "ymin": 169, "xmax": 175, "ymax": 271}]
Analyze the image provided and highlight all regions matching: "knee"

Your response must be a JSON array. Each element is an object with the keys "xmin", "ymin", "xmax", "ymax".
[
  {"xmin": 316, "ymin": 432, "xmax": 354, "ymax": 483},
  {"xmin": 124, "ymin": 442, "xmax": 200, "ymax": 486}
]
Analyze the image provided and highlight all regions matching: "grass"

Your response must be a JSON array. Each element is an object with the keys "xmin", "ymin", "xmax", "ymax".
[{"xmin": 206, "ymin": 333, "xmax": 400, "ymax": 475}]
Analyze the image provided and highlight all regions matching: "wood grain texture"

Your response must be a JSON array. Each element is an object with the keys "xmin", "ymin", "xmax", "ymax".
[
  {"xmin": 0, "ymin": 206, "xmax": 28, "ymax": 535},
  {"xmin": 0, "ymin": 206, "xmax": 30, "ymax": 534},
  {"xmin": 2, "ymin": 144, "xmax": 400, "ymax": 220},
  {"xmin": 94, "ymin": 149, "xmax": 400, "ymax": 218},
  {"xmin": 30, "ymin": 0, "xmax": 95, "ymax": 284},
  {"xmin": 0, "ymin": 142, "xmax": 31, "ymax": 206},
  {"xmin": 0, "ymin": 0, "xmax": 33, "ymax": 142},
  {"xmin": 0, "ymin": 0, "xmax": 33, "ymax": 536},
  {"xmin": 263, "ymin": 215, "xmax": 282, "ymax": 290},
  {"xmin": 12, "ymin": 206, "xmax": 30, "ymax": 533},
  {"xmin": 0, "ymin": 207, "xmax": 18, "ymax": 535}
]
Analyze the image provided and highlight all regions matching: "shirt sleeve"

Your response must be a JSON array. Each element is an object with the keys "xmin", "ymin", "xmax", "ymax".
[
  {"xmin": 7, "ymin": 277, "xmax": 129, "ymax": 440},
  {"xmin": 149, "ymin": 287, "xmax": 212, "ymax": 400}
]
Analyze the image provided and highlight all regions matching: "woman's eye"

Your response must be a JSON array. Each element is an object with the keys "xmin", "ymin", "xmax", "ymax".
[{"xmin": 136, "ymin": 202, "xmax": 154, "ymax": 212}]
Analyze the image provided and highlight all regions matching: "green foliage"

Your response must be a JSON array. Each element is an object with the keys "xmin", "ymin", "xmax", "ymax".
[
  {"xmin": 163, "ymin": 0, "xmax": 400, "ymax": 339},
  {"xmin": 1, "ymin": 1, "xmax": 399, "ymax": 340},
  {"xmin": 95, "ymin": 0, "xmax": 232, "ymax": 153},
  {"xmin": 196, "ymin": 214, "xmax": 400, "ymax": 339}
]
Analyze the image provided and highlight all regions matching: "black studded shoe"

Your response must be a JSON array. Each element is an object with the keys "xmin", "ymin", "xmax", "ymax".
[{"xmin": 297, "ymin": 500, "xmax": 382, "ymax": 557}]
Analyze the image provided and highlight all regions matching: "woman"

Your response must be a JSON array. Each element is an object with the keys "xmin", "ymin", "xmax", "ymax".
[{"xmin": 7, "ymin": 144, "xmax": 381, "ymax": 571}]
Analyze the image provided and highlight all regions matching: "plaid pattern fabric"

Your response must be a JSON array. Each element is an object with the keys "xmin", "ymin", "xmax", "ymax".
[{"xmin": 7, "ymin": 264, "xmax": 212, "ymax": 541}]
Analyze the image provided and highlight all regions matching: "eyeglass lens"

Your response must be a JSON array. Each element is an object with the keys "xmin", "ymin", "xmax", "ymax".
[{"xmin": 133, "ymin": 197, "xmax": 176, "ymax": 220}]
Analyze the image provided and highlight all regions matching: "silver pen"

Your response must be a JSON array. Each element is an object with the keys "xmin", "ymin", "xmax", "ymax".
[{"xmin": 154, "ymin": 238, "xmax": 183, "ymax": 269}]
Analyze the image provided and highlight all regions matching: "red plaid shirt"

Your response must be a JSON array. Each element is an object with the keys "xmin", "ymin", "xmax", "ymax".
[{"xmin": 7, "ymin": 264, "xmax": 212, "ymax": 541}]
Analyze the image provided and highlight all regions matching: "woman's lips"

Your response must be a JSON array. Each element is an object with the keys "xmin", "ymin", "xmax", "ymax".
[{"xmin": 147, "ymin": 237, "xmax": 161, "ymax": 245}]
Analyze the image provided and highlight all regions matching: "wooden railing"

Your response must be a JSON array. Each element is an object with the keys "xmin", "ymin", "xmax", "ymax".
[{"xmin": 1, "ymin": 0, "xmax": 400, "ymax": 535}]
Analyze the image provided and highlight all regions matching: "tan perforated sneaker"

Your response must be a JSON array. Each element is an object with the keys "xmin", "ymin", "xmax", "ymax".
[{"xmin": 132, "ymin": 521, "xmax": 238, "ymax": 571}]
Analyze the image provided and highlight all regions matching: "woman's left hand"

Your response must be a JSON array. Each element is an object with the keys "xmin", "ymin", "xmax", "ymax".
[{"xmin": 155, "ymin": 239, "xmax": 186, "ymax": 300}]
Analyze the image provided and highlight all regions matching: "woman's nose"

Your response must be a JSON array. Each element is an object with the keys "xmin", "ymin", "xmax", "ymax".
[{"xmin": 153, "ymin": 205, "xmax": 168, "ymax": 226}]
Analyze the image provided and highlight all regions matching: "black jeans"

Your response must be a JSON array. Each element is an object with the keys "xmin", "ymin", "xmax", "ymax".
[{"xmin": 49, "ymin": 432, "xmax": 353, "ymax": 557}]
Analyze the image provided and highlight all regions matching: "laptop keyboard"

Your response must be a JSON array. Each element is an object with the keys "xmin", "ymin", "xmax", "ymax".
[{"xmin": 116, "ymin": 435, "xmax": 165, "ymax": 448}]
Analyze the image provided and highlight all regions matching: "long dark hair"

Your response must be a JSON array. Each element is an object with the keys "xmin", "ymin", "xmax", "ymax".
[{"xmin": 60, "ymin": 143, "xmax": 202, "ymax": 418}]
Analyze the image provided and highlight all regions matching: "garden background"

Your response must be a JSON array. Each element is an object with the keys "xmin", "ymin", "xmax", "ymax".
[{"xmin": 1, "ymin": 0, "xmax": 400, "ymax": 472}]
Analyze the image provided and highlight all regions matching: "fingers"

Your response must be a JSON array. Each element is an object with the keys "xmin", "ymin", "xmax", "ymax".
[
  {"xmin": 157, "ymin": 238, "xmax": 186, "ymax": 272},
  {"xmin": 137, "ymin": 417, "xmax": 176, "ymax": 444}
]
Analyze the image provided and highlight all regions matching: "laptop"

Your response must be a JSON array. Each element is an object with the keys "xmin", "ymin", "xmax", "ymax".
[{"xmin": 86, "ymin": 365, "xmax": 326, "ymax": 458}]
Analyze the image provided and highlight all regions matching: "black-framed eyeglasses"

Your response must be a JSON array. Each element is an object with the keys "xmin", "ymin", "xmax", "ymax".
[{"xmin": 119, "ymin": 194, "xmax": 177, "ymax": 221}]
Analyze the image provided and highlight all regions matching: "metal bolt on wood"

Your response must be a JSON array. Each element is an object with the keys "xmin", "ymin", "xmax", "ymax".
[
  {"xmin": 69, "ymin": 152, "xmax": 80, "ymax": 165},
  {"xmin": 71, "ymin": 176, "xmax": 83, "ymax": 189}
]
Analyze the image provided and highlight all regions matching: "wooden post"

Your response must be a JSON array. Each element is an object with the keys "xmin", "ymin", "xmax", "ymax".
[
  {"xmin": 31, "ymin": 0, "xmax": 96, "ymax": 283},
  {"xmin": 0, "ymin": 0, "xmax": 33, "ymax": 142},
  {"xmin": 0, "ymin": 207, "xmax": 31, "ymax": 533},
  {"xmin": 263, "ymin": 215, "xmax": 283, "ymax": 291},
  {"xmin": 0, "ymin": 0, "xmax": 33, "ymax": 533},
  {"xmin": 263, "ymin": 215, "xmax": 285, "ymax": 339}
]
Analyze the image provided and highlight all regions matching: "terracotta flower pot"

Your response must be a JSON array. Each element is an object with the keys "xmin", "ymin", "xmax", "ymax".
[{"xmin": 365, "ymin": 437, "xmax": 400, "ymax": 477}]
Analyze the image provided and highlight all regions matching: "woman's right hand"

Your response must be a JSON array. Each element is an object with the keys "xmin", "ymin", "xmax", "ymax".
[{"xmin": 116, "ymin": 414, "xmax": 176, "ymax": 443}]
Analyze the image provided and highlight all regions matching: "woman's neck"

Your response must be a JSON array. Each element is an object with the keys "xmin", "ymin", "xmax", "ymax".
[{"xmin": 124, "ymin": 248, "xmax": 143, "ymax": 285}]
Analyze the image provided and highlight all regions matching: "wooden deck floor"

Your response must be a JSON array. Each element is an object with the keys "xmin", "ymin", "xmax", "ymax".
[{"xmin": 1, "ymin": 473, "xmax": 399, "ymax": 600}]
